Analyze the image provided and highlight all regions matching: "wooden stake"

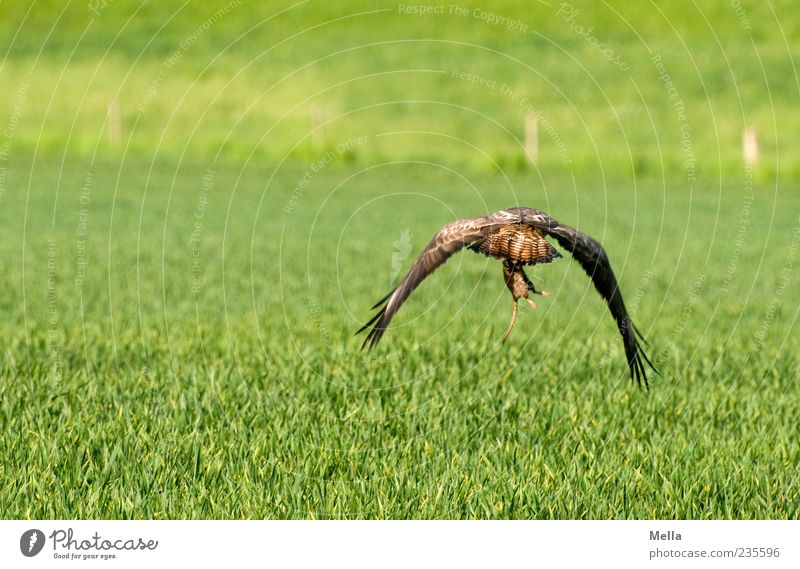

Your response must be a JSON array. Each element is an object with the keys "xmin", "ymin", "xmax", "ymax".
[{"xmin": 743, "ymin": 127, "xmax": 759, "ymax": 166}]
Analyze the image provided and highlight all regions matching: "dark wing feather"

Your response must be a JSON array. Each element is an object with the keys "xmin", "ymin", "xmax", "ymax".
[
  {"xmin": 356, "ymin": 215, "xmax": 501, "ymax": 349},
  {"xmin": 513, "ymin": 207, "xmax": 657, "ymax": 387}
]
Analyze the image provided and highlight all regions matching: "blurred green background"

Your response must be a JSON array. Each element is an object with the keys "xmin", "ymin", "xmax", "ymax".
[
  {"xmin": 1, "ymin": 0, "xmax": 798, "ymax": 175},
  {"xmin": 1, "ymin": 1, "xmax": 798, "ymax": 518}
]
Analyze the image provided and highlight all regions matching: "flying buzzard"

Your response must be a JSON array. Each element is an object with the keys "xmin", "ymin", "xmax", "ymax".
[{"xmin": 356, "ymin": 207, "xmax": 656, "ymax": 386}]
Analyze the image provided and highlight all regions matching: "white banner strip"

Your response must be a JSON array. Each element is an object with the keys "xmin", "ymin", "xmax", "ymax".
[{"xmin": 2, "ymin": 520, "xmax": 798, "ymax": 568}]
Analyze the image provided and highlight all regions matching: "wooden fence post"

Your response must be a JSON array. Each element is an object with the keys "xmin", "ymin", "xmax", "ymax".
[{"xmin": 742, "ymin": 127, "xmax": 759, "ymax": 166}]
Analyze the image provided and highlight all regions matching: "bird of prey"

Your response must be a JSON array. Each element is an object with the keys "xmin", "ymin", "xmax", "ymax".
[{"xmin": 356, "ymin": 207, "xmax": 656, "ymax": 386}]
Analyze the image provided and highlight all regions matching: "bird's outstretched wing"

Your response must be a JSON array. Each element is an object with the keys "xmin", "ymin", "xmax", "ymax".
[
  {"xmin": 513, "ymin": 207, "xmax": 657, "ymax": 387},
  {"xmin": 356, "ymin": 214, "xmax": 503, "ymax": 350}
]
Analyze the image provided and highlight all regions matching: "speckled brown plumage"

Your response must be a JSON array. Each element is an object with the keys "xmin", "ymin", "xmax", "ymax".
[{"xmin": 469, "ymin": 224, "xmax": 562, "ymax": 265}]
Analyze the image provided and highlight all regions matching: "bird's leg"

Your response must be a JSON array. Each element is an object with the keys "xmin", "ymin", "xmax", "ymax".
[
  {"xmin": 529, "ymin": 286, "xmax": 549, "ymax": 297},
  {"xmin": 523, "ymin": 268, "xmax": 550, "ymax": 297},
  {"xmin": 502, "ymin": 301, "xmax": 519, "ymax": 343},
  {"xmin": 525, "ymin": 298, "xmax": 538, "ymax": 310}
]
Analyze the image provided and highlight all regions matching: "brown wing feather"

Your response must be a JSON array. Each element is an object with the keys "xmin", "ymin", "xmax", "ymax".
[
  {"xmin": 511, "ymin": 207, "xmax": 657, "ymax": 387},
  {"xmin": 356, "ymin": 214, "xmax": 502, "ymax": 349}
]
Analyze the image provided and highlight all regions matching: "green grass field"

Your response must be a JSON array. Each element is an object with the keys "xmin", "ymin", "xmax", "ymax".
[{"xmin": 1, "ymin": 1, "xmax": 799, "ymax": 518}]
